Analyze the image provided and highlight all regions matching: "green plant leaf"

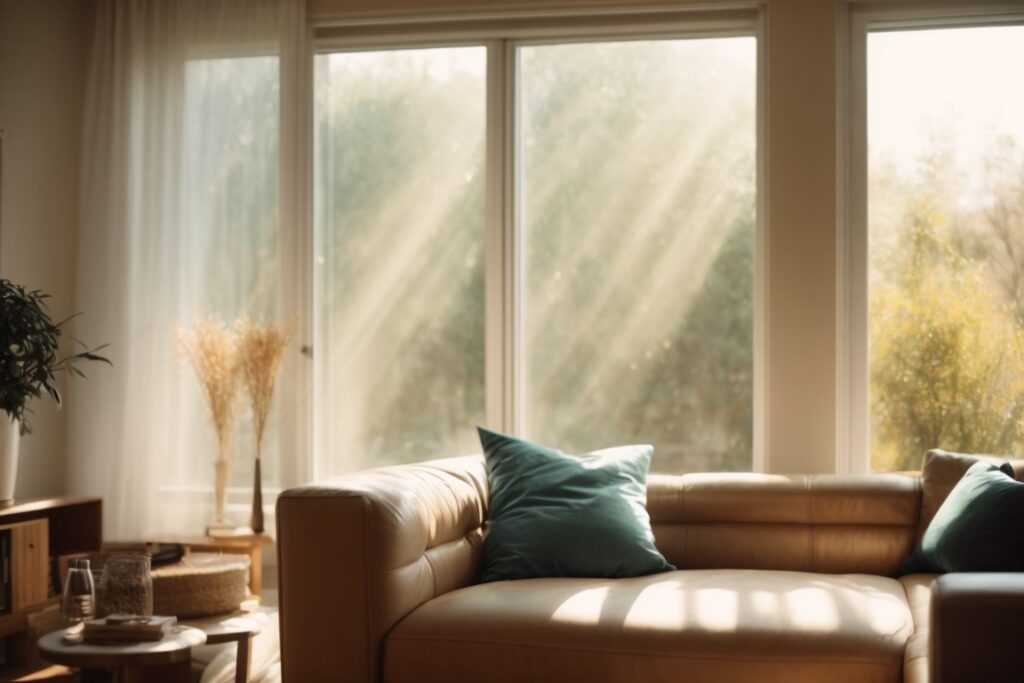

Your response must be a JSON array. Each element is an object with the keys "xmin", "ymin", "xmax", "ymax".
[{"xmin": 0, "ymin": 279, "xmax": 110, "ymax": 434}]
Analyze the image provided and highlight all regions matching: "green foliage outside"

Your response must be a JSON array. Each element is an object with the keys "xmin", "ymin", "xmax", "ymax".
[
  {"xmin": 519, "ymin": 41, "xmax": 755, "ymax": 472},
  {"xmin": 870, "ymin": 148, "xmax": 1024, "ymax": 471},
  {"xmin": 314, "ymin": 41, "xmax": 757, "ymax": 474},
  {"xmin": 194, "ymin": 45, "xmax": 1024, "ymax": 477},
  {"xmin": 315, "ymin": 49, "xmax": 487, "ymax": 464}
]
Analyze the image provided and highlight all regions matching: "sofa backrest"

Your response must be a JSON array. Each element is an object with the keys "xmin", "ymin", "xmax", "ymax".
[
  {"xmin": 916, "ymin": 449, "xmax": 1024, "ymax": 538},
  {"xmin": 277, "ymin": 455, "xmax": 489, "ymax": 683},
  {"xmin": 645, "ymin": 472, "xmax": 920, "ymax": 577}
]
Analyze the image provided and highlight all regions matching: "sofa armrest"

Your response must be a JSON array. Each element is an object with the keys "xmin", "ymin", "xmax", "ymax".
[
  {"xmin": 276, "ymin": 455, "xmax": 488, "ymax": 683},
  {"xmin": 930, "ymin": 573, "xmax": 1024, "ymax": 683}
]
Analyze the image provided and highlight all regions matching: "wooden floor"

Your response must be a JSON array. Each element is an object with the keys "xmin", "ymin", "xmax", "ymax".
[{"xmin": 0, "ymin": 664, "xmax": 76, "ymax": 682}]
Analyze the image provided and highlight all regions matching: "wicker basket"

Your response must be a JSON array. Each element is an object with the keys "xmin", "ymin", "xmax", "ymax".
[{"xmin": 152, "ymin": 552, "xmax": 249, "ymax": 618}]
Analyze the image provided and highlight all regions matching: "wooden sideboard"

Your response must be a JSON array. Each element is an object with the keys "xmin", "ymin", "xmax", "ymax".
[{"xmin": 0, "ymin": 497, "xmax": 102, "ymax": 676}]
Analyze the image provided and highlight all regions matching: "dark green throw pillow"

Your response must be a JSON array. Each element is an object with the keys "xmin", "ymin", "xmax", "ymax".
[
  {"xmin": 478, "ymin": 427, "xmax": 674, "ymax": 583},
  {"xmin": 902, "ymin": 461, "xmax": 1024, "ymax": 574}
]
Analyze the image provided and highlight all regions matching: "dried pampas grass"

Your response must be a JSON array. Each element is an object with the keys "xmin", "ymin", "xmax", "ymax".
[
  {"xmin": 236, "ymin": 317, "xmax": 295, "ymax": 460},
  {"xmin": 175, "ymin": 319, "xmax": 242, "ymax": 450},
  {"xmin": 175, "ymin": 318, "xmax": 242, "ymax": 525},
  {"xmin": 174, "ymin": 316, "xmax": 297, "ymax": 531}
]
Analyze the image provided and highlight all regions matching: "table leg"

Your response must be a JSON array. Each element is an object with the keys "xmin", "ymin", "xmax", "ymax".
[
  {"xmin": 119, "ymin": 660, "xmax": 191, "ymax": 683},
  {"xmin": 248, "ymin": 547, "xmax": 262, "ymax": 596},
  {"xmin": 79, "ymin": 668, "xmax": 115, "ymax": 683},
  {"xmin": 235, "ymin": 634, "xmax": 254, "ymax": 683}
]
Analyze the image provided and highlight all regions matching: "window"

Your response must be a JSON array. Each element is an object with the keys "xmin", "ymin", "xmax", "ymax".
[
  {"xmin": 95, "ymin": 4, "xmax": 1024, "ymax": 503},
  {"xmin": 313, "ymin": 29, "xmax": 759, "ymax": 476},
  {"xmin": 861, "ymin": 23, "xmax": 1024, "ymax": 471},
  {"xmin": 313, "ymin": 47, "xmax": 487, "ymax": 474},
  {"xmin": 519, "ymin": 38, "xmax": 757, "ymax": 471},
  {"xmin": 173, "ymin": 55, "xmax": 283, "ymax": 488}
]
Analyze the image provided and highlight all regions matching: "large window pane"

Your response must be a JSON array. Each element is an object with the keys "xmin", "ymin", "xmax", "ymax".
[
  {"xmin": 174, "ymin": 56, "xmax": 281, "ymax": 488},
  {"xmin": 519, "ymin": 38, "xmax": 757, "ymax": 472},
  {"xmin": 868, "ymin": 26, "xmax": 1024, "ymax": 471},
  {"xmin": 314, "ymin": 47, "xmax": 487, "ymax": 475}
]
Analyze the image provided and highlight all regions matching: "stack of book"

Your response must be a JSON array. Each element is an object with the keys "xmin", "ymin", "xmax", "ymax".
[{"xmin": 82, "ymin": 615, "xmax": 177, "ymax": 643}]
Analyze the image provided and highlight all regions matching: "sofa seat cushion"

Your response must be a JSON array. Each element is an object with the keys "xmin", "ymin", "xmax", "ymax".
[
  {"xmin": 898, "ymin": 574, "xmax": 937, "ymax": 683},
  {"xmin": 384, "ymin": 569, "xmax": 915, "ymax": 683}
]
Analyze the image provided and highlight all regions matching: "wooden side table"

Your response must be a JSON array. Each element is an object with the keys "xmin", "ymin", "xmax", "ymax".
[
  {"xmin": 37, "ymin": 626, "xmax": 206, "ymax": 683},
  {"xmin": 182, "ymin": 606, "xmax": 270, "ymax": 683}
]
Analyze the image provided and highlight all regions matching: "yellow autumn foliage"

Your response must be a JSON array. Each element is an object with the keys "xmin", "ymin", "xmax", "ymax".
[{"xmin": 870, "ymin": 199, "xmax": 1024, "ymax": 471}]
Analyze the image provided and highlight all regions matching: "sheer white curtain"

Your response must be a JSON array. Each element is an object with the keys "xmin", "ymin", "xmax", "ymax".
[{"xmin": 70, "ymin": 0, "xmax": 306, "ymax": 540}]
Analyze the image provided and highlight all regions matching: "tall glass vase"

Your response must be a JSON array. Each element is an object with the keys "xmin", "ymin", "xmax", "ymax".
[
  {"xmin": 251, "ymin": 457, "xmax": 263, "ymax": 534},
  {"xmin": 212, "ymin": 436, "xmax": 231, "ymax": 530}
]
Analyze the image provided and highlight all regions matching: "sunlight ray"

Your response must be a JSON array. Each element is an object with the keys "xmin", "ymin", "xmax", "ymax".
[
  {"xmin": 316, "ymin": 47, "xmax": 487, "ymax": 467},
  {"xmin": 520, "ymin": 37, "xmax": 756, "ymax": 464}
]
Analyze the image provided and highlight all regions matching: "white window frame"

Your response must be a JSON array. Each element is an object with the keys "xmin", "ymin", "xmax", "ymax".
[
  {"xmin": 310, "ymin": 7, "xmax": 768, "ymax": 476},
  {"xmin": 837, "ymin": 1, "xmax": 1024, "ymax": 474}
]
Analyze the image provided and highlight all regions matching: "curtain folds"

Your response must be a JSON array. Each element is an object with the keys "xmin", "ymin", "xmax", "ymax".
[{"xmin": 70, "ymin": 0, "xmax": 305, "ymax": 540}]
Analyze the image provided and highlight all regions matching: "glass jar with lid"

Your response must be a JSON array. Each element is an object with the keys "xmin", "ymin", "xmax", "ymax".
[{"xmin": 97, "ymin": 554, "xmax": 152, "ymax": 617}]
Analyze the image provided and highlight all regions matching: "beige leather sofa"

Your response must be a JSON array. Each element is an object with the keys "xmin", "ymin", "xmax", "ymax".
[{"xmin": 277, "ymin": 450, "xmax": 1024, "ymax": 683}]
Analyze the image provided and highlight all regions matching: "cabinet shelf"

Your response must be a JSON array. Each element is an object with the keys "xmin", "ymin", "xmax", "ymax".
[
  {"xmin": 0, "ymin": 498, "xmax": 103, "ymax": 674},
  {"xmin": 0, "ymin": 498, "xmax": 102, "ymax": 557}
]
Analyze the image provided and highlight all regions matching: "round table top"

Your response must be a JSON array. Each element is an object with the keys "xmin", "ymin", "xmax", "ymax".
[
  {"xmin": 181, "ymin": 605, "xmax": 267, "ymax": 644},
  {"xmin": 38, "ymin": 626, "xmax": 207, "ymax": 669}
]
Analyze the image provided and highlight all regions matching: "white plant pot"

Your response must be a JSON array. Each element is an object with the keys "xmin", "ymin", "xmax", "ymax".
[{"xmin": 0, "ymin": 414, "xmax": 20, "ymax": 503}]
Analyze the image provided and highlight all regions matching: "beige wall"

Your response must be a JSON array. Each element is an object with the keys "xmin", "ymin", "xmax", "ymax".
[
  {"xmin": 0, "ymin": 0, "xmax": 92, "ymax": 496},
  {"xmin": 309, "ymin": 0, "xmax": 843, "ymax": 473},
  {"xmin": 310, "ymin": 0, "xmax": 719, "ymax": 19},
  {"xmin": 763, "ymin": 0, "xmax": 838, "ymax": 473}
]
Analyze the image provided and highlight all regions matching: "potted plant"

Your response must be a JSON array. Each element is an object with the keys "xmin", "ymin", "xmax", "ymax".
[{"xmin": 0, "ymin": 279, "xmax": 110, "ymax": 502}]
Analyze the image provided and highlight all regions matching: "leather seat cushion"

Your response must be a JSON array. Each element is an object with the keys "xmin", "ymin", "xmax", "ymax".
[
  {"xmin": 384, "ymin": 569, "xmax": 914, "ymax": 683},
  {"xmin": 899, "ymin": 574, "xmax": 937, "ymax": 683}
]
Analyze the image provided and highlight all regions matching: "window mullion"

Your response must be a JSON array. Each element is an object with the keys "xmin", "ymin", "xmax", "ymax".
[
  {"xmin": 838, "ymin": 10, "xmax": 870, "ymax": 475},
  {"xmin": 485, "ymin": 39, "xmax": 514, "ymax": 434},
  {"xmin": 280, "ymin": 27, "xmax": 315, "ymax": 488},
  {"xmin": 504, "ymin": 39, "xmax": 523, "ymax": 436}
]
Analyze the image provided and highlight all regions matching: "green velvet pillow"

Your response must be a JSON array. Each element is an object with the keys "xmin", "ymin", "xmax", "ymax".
[
  {"xmin": 902, "ymin": 461, "xmax": 1024, "ymax": 574},
  {"xmin": 478, "ymin": 427, "xmax": 674, "ymax": 582}
]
